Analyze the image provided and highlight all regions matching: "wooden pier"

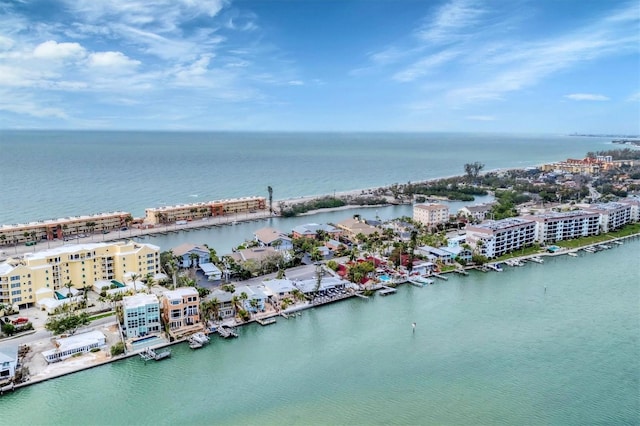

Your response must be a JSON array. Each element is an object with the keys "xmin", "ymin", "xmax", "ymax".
[
  {"xmin": 256, "ymin": 317, "xmax": 276, "ymax": 326},
  {"xmin": 432, "ymin": 273, "xmax": 448, "ymax": 280},
  {"xmin": 217, "ymin": 325, "xmax": 238, "ymax": 338},
  {"xmin": 454, "ymin": 269, "xmax": 468, "ymax": 276},
  {"xmin": 379, "ymin": 286, "xmax": 397, "ymax": 296}
]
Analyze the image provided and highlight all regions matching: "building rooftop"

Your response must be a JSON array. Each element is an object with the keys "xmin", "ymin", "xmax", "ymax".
[
  {"xmin": 471, "ymin": 218, "xmax": 535, "ymax": 231},
  {"xmin": 123, "ymin": 293, "xmax": 159, "ymax": 309}
]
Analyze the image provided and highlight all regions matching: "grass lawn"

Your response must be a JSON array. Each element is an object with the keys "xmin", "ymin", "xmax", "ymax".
[
  {"xmin": 555, "ymin": 223, "xmax": 640, "ymax": 249},
  {"xmin": 496, "ymin": 245, "xmax": 543, "ymax": 261},
  {"xmin": 88, "ymin": 311, "xmax": 115, "ymax": 322}
]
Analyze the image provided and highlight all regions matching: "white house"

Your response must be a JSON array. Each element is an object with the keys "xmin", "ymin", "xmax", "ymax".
[{"xmin": 42, "ymin": 331, "xmax": 106, "ymax": 363}]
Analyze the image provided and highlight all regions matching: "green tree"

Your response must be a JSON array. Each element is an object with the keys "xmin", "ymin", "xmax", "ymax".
[
  {"xmin": 128, "ymin": 273, "xmax": 141, "ymax": 293},
  {"xmin": 267, "ymin": 185, "xmax": 274, "ymax": 215}
]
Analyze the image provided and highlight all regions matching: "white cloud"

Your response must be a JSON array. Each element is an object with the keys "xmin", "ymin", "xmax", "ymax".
[
  {"xmin": 466, "ymin": 115, "xmax": 496, "ymax": 121},
  {"xmin": 393, "ymin": 49, "xmax": 460, "ymax": 82},
  {"xmin": 416, "ymin": 0, "xmax": 486, "ymax": 44},
  {"xmin": 33, "ymin": 40, "xmax": 86, "ymax": 60},
  {"xmin": 627, "ymin": 92, "xmax": 640, "ymax": 102},
  {"xmin": 288, "ymin": 80, "xmax": 304, "ymax": 86},
  {"xmin": 564, "ymin": 93, "xmax": 610, "ymax": 101},
  {"xmin": 87, "ymin": 51, "xmax": 141, "ymax": 72}
]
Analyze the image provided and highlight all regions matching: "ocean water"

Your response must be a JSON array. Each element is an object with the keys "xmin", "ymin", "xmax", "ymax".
[
  {"xmin": 0, "ymin": 131, "xmax": 613, "ymax": 224},
  {"xmin": 2, "ymin": 238, "xmax": 638, "ymax": 425}
]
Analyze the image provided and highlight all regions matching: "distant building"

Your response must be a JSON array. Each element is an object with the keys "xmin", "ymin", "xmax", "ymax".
[
  {"xmin": 171, "ymin": 243, "xmax": 210, "ymax": 269},
  {"xmin": 228, "ymin": 246, "xmax": 280, "ymax": 265},
  {"xmin": 335, "ymin": 217, "xmax": 380, "ymax": 241},
  {"xmin": 122, "ymin": 293, "xmax": 161, "ymax": 339},
  {"xmin": 458, "ymin": 203, "xmax": 494, "ymax": 222},
  {"xmin": 162, "ymin": 287, "xmax": 202, "ymax": 336},
  {"xmin": 144, "ymin": 196, "xmax": 266, "ymax": 225},
  {"xmin": 465, "ymin": 218, "xmax": 536, "ymax": 259},
  {"xmin": 291, "ymin": 223, "xmax": 341, "ymax": 240},
  {"xmin": 254, "ymin": 227, "xmax": 293, "ymax": 251},
  {"xmin": 413, "ymin": 203, "xmax": 449, "ymax": 228}
]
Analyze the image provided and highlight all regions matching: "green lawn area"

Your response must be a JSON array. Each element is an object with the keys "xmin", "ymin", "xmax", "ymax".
[
  {"xmin": 496, "ymin": 245, "xmax": 543, "ymax": 261},
  {"xmin": 555, "ymin": 223, "xmax": 640, "ymax": 249},
  {"xmin": 88, "ymin": 311, "xmax": 115, "ymax": 322}
]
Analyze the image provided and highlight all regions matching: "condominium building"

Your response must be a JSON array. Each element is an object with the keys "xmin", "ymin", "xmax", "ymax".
[
  {"xmin": 122, "ymin": 294, "xmax": 161, "ymax": 339},
  {"xmin": 0, "ymin": 211, "xmax": 132, "ymax": 245},
  {"xmin": 618, "ymin": 198, "xmax": 640, "ymax": 222},
  {"xmin": 585, "ymin": 202, "xmax": 633, "ymax": 232},
  {"xmin": 144, "ymin": 196, "xmax": 266, "ymax": 225},
  {"xmin": 0, "ymin": 241, "xmax": 160, "ymax": 309},
  {"xmin": 465, "ymin": 218, "xmax": 536, "ymax": 259},
  {"xmin": 523, "ymin": 210, "xmax": 601, "ymax": 244},
  {"xmin": 413, "ymin": 203, "xmax": 449, "ymax": 228},
  {"xmin": 162, "ymin": 287, "xmax": 202, "ymax": 336}
]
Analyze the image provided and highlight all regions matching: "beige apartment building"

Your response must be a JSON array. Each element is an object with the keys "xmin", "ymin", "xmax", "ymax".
[
  {"xmin": 144, "ymin": 197, "xmax": 266, "ymax": 225},
  {"xmin": 523, "ymin": 210, "xmax": 601, "ymax": 244},
  {"xmin": 465, "ymin": 218, "xmax": 537, "ymax": 259},
  {"xmin": 0, "ymin": 241, "xmax": 160, "ymax": 309},
  {"xmin": 413, "ymin": 203, "xmax": 450, "ymax": 228},
  {"xmin": 0, "ymin": 211, "xmax": 132, "ymax": 245},
  {"xmin": 162, "ymin": 287, "xmax": 202, "ymax": 337}
]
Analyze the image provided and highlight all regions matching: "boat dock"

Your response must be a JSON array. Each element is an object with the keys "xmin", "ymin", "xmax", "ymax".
[
  {"xmin": 432, "ymin": 273, "xmax": 448, "ymax": 280},
  {"xmin": 256, "ymin": 317, "xmax": 277, "ymax": 326},
  {"xmin": 454, "ymin": 269, "xmax": 468, "ymax": 276},
  {"xmin": 217, "ymin": 325, "xmax": 238, "ymax": 338},
  {"xmin": 379, "ymin": 286, "xmax": 397, "ymax": 296},
  {"xmin": 139, "ymin": 347, "xmax": 171, "ymax": 361},
  {"xmin": 354, "ymin": 292, "xmax": 370, "ymax": 299}
]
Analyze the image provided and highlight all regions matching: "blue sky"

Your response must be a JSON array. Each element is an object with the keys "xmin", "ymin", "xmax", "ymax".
[{"xmin": 0, "ymin": 0, "xmax": 638, "ymax": 133}]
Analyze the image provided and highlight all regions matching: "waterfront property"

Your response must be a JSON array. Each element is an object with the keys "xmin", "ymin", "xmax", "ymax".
[
  {"xmin": 0, "ymin": 347, "xmax": 17, "ymax": 384},
  {"xmin": 0, "ymin": 211, "xmax": 131, "ymax": 245},
  {"xmin": 162, "ymin": 287, "xmax": 202, "ymax": 337},
  {"xmin": 413, "ymin": 203, "xmax": 450, "ymax": 228},
  {"xmin": 254, "ymin": 227, "xmax": 293, "ymax": 251},
  {"xmin": 233, "ymin": 285, "xmax": 267, "ymax": 313},
  {"xmin": 335, "ymin": 217, "xmax": 380, "ymax": 242},
  {"xmin": 199, "ymin": 262, "xmax": 222, "ymax": 281},
  {"xmin": 465, "ymin": 218, "xmax": 537, "ymax": 259},
  {"xmin": 122, "ymin": 293, "xmax": 161, "ymax": 339},
  {"xmin": 0, "ymin": 241, "xmax": 160, "ymax": 309},
  {"xmin": 42, "ymin": 331, "xmax": 106, "ymax": 363},
  {"xmin": 523, "ymin": 210, "xmax": 601, "ymax": 244},
  {"xmin": 585, "ymin": 202, "xmax": 634, "ymax": 233},
  {"xmin": 171, "ymin": 243, "xmax": 210, "ymax": 269},
  {"xmin": 207, "ymin": 289, "xmax": 236, "ymax": 320},
  {"xmin": 291, "ymin": 223, "xmax": 342, "ymax": 240},
  {"xmin": 458, "ymin": 203, "xmax": 495, "ymax": 222},
  {"xmin": 143, "ymin": 196, "xmax": 266, "ymax": 225}
]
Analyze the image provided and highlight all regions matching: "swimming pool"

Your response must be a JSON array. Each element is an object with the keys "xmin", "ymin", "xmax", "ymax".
[
  {"xmin": 378, "ymin": 275, "xmax": 391, "ymax": 282},
  {"xmin": 131, "ymin": 336, "xmax": 164, "ymax": 350}
]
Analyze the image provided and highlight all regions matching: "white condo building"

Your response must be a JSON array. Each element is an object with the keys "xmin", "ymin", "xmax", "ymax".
[
  {"xmin": 585, "ymin": 202, "xmax": 633, "ymax": 233},
  {"xmin": 465, "ymin": 218, "xmax": 536, "ymax": 259},
  {"xmin": 523, "ymin": 210, "xmax": 601, "ymax": 244}
]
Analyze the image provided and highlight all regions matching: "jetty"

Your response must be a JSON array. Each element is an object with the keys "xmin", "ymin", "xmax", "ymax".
[
  {"xmin": 217, "ymin": 325, "xmax": 238, "ymax": 338},
  {"xmin": 354, "ymin": 292, "xmax": 370, "ymax": 299},
  {"xmin": 139, "ymin": 347, "xmax": 171, "ymax": 362},
  {"xmin": 379, "ymin": 286, "xmax": 397, "ymax": 296},
  {"xmin": 454, "ymin": 269, "xmax": 468, "ymax": 276},
  {"xmin": 432, "ymin": 273, "xmax": 448, "ymax": 281},
  {"xmin": 256, "ymin": 317, "xmax": 277, "ymax": 326}
]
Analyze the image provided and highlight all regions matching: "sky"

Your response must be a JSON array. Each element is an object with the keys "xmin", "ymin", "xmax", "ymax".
[{"xmin": 0, "ymin": 0, "xmax": 638, "ymax": 133}]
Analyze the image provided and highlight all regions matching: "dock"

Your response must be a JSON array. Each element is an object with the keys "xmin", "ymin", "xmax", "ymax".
[
  {"xmin": 256, "ymin": 317, "xmax": 277, "ymax": 326},
  {"xmin": 139, "ymin": 347, "xmax": 171, "ymax": 361},
  {"xmin": 379, "ymin": 286, "xmax": 397, "ymax": 296},
  {"xmin": 354, "ymin": 293, "xmax": 370, "ymax": 299},
  {"xmin": 454, "ymin": 269, "xmax": 468, "ymax": 276},
  {"xmin": 217, "ymin": 325, "xmax": 238, "ymax": 338},
  {"xmin": 432, "ymin": 273, "xmax": 448, "ymax": 280}
]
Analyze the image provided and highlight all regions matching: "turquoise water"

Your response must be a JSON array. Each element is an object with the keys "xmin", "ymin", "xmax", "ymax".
[
  {"xmin": 3, "ymin": 239, "xmax": 639, "ymax": 425},
  {"xmin": 0, "ymin": 131, "xmax": 612, "ymax": 224}
]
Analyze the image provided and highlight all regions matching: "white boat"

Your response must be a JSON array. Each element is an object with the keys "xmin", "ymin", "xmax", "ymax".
[
  {"xmin": 529, "ymin": 256, "xmax": 544, "ymax": 264},
  {"xmin": 190, "ymin": 332, "xmax": 210, "ymax": 345},
  {"xmin": 408, "ymin": 276, "xmax": 434, "ymax": 287},
  {"xmin": 567, "ymin": 252, "xmax": 578, "ymax": 257},
  {"xmin": 487, "ymin": 263, "xmax": 503, "ymax": 272},
  {"xmin": 140, "ymin": 347, "xmax": 171, "ymax": 361}
]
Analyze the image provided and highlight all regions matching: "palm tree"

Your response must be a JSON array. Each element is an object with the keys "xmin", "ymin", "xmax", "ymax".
[
  {"xmin": 128, "ymin": 273, "xmax": 141, "ymax": 293},
  {"xmin": 240, "ymin": 292, "xmax": 249, "ymax": 311},
  {"xmin": 145, "ymin": 273, "xmax": 155, "ymax": 293},
  {"xmin": 23, "ymin": 231, "xmax": 29, "ymax": 243},
  {"xmin": 231, "ymin": 295, "xmax": 241, "ymax": 317},
  {"xmin": 267, "ymin": 186, "xmax": 273, "ymax": 215},
  {"xmin": 189, "ymin": 252, "xmax": 200, "ymax": 275},
  {"xmin": 64, "ymin": 280, "xmax": 74, "ymax": 300},
  {"xmin": 0, "ymin": 234, "xmax": 6, "ymax": 246}
]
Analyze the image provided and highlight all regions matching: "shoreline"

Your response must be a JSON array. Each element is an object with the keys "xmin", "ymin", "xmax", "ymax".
[{"xmin": 3, "ymin": 232, "xmax": 639, "ymax": 394}]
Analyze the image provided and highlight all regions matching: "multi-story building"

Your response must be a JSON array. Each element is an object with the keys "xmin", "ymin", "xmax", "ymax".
[
  {"xmin": 413, "ymin": 203, "xmax": 449, "ymax": 228},
  {"xmin": 585, "ymin": 202, "xmax": 633, "ymax": 232},
  {"xmin": 291, "ymin": 223, "xmax": 341, "ymax": 240},
  {"xmin": 144, "ymin": 197, "xmax": 266, "ymax": 225},
  {"xmin": 458, "ymin": 203, "xmax": 494, "ymax": 222},
  {"xmin": 523, "ymin": 210, "xmax": 601, "ymax": 243},
  {"xmin": 0, "ymin": 241, "xmax": 160, "ymax": 309},
  {"xmin": 0, "ymin": 211, "xmax": 132, "ymax": 245},
  {"xmin": 465, "ymin": 218, "xmax": 536, "ymax": 259},
  {"xmin": 616, "ymin": 198, "xmax": 640, "ymax": 223},
  {"xmin": 122, "ymin": 294, "xmax": 161, "ymax": 339},
  {"xmin": 162, "ymin": 287, "xmax": 202, "ymax": 337}
]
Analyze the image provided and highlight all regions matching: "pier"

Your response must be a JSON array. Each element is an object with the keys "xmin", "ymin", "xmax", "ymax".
[
  {"xmin": 454, "ymin": 269, "xmax": 468, "ymax": 276},
  {"xmin": 432, "ymin": 273, "xmax": 448, "ymax": 280},
  {"xmin": 379, "ymin": 286, "xmax": 397, "ymax": 296},
  {"xmin": 217, "ymin": 325, "xmax": 238, "ymax": 338},
  {"xmin": 256, "ymin": 317, "xmax": 277, "ymax": 326}
]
